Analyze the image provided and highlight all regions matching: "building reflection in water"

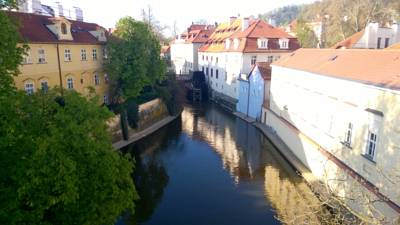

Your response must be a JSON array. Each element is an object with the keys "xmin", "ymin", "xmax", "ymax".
[{"xmin": 181, "ymin": 104, "xmax": 331, "ymax": 224}]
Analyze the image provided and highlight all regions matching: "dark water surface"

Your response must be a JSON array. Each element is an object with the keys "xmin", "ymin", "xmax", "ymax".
[{"xmin": 116, "ymin": 104, "xmax": 322, "ymax": 225}]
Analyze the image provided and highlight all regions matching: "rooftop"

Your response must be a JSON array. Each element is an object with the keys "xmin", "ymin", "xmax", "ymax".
[
  {"xmin": 5, "ymin": 11, "xmax": 107, "ymax": 45},
  {"xmin": 272, "ymin": 48, "xmax": 400, "ymax": 91}
]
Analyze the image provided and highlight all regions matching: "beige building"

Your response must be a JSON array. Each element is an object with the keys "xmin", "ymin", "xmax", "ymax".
[
  {"xmin": 7, "ymin": 11, "xmax": 109, "ymax": 103},
  {"xmin": 263, "ymin": 48, "xmax": 400, "ymax": 223}
]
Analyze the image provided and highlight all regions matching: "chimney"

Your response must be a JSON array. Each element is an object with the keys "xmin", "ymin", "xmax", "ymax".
[
  {"xmin": 268, "ymin": 18, "xmax": 276, "ymax": 27},
  {"xmin": 230, "ymin": 16, "xmax": 237, "ymax": 25},
  {"xmin": 241, "ymin": 17, "xmax": 249, "ymax": 31},
  {"xmin": 54, "ymin": 2, "xmax": 63, "ymax": 16},
  {"xmin": 21, "ymin": 0, "xmax": 42, "ymax": 14},
  {"xmin": 73, "ymin": 6, "xmax": 83, "ymax": 21}
]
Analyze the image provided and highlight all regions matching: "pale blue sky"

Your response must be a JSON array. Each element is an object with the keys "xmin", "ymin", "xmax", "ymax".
[{"xmin": 42, "ymin": 0, "xmax": 316, "ymax": 36}]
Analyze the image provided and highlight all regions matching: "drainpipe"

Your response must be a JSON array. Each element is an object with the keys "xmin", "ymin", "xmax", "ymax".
[
  {"xmin": 246, "ymin": 78, "xmax": 250, "ymax": 117},
  {"xmin": 56, "ymin": 43, "xmax": 64, "ymax": 96}
]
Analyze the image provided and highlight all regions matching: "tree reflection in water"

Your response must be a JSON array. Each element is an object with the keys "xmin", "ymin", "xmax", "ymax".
[{"xmin": 119, "ymin": 119, "xmax": 182, "ymax": 225}]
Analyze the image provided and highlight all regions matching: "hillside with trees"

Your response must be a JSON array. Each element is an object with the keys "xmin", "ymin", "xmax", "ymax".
[{"xmin": 259, "ymin": 0, "xmax": 400, "ymax": 47}]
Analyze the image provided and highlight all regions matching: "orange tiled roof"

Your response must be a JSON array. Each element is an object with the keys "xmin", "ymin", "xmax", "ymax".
[
  {"xmin": 272, "ymin": 48, "xmax": 400, "ymax": 90},
  {"xmin": 332, "ymin": 30, "xmax": 364, "ymax": 49},
  {"xmin": 387, "ymin": 43, "xmax": 400, "ymax": 49},
  {"xmin": 199, "ymin": 18, "xmax": 299, "ymax": 53}
]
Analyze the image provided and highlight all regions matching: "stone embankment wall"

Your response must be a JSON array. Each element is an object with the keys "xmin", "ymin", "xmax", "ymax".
[{"xmin": 108, "ymin": 98, "xmax": 169, "ymax": 143}]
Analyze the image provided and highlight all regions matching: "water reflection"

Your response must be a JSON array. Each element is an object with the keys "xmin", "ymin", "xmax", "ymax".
[{"xmin": 117, "ymin": 104, "xmax": 329, "ymax": 225}]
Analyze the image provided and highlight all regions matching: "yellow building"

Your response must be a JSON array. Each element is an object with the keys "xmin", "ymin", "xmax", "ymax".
[{"xmin": 6, "ymin": 11, "xmax": 109, "ymax": 104}]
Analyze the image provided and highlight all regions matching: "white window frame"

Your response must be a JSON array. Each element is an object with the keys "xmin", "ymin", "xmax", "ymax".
[
  {"xmin": 92, "ymin": 48, "xmax": 97, "ymax": 60},
  {"xmin": 343, "ymin": 122, "xmax": 353, "ymax": 147},
  {"xmin": 67, "ymin": 77, "xmax": 74, "ymax": 89},
  {"xmin": 38, "ymin": 48, "xmax": 46, "ymax": 63},
  {"xmin": 23, "ymin": 49, "xmax": 32, "ymax": 64},
  {"xmin": 81, "ymin": 49, "xmax": 87, "ymax": 61},
  {"xmin": 25, "ymin": 82, "xmax": 35, "ymax": 95},
  {"xmin": 279, "ymin": 39, "xmax": 289, "ymax": 49},
  {"xmin": 225, "ymin": 39, "xmax": 231, "ymax": 49},
  {"xmin": 94, "ymin": 74, "xmax": 100, "ymax": 86},
  {"xmin": 251, "ymin": 56, "xmax": 257, "ymax": 65},
  {"xmin": 64, "ymin": 49, "xmax": 71, "ymax": 61},
  {"xmin": 258, "ymin": 38, "xmax": 268, "ymax": 49},
  {"xmin": 233, "ymin": 38, "xmax": 240, "ymax": 49},
  {"xmin": 102, "ymin": 47, "xmax": 108, "ymax": 59},
  {"xmin": 365, "ymin": 131, "xmax": 377, "ymax": 160}
]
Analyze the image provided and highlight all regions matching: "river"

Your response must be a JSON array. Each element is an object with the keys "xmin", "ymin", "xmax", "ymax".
[{"xmin": 116, "ymin": 103, "xmax": 327, "ymax": 225}]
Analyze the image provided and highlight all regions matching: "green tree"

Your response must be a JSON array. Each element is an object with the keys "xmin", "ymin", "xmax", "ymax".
[
  {"xmin": 295, "ymin": 21, "xmax": 319, "ymax": 48},
  {"xmin": 0, "ymin": 9, "xmax": 26, "ymax": 95},
  {"xmin": 0, "ymin": 4, "xmax": 138, "ymax": 223},
  {"xmin": 106, "ymin": 17, "xmax": 166, "ymax": 102},
  {"xmin": 0, "ymin": 90, "xmax": 138, "ymax": 225}
]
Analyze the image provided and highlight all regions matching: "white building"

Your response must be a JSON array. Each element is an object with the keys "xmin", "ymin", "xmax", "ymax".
[
  {"xmin": 198, "ymin": 17, "xmax": 299, "ymax": 110},
  {"xmin": 18, "ymin": 0, "xmax": 84, "ymax": 21},
  {"xmin": 170, "ymin": 24, "xmax": 214, "ymax": 76},
  {"xmin": 333, "ymin": 22, "xmax": 400, "ymax": 49},
  {"xmin": 263, "ymin": 48, "xmax": 400, "ymax": 223}
]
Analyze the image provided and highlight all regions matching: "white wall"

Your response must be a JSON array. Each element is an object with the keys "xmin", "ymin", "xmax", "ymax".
[
  {"xmin": 355, "ymin": 23, "xmax": 400, "ymax": 49},
  {"xmin": 266, "ymin": 65, "xmax": 400, "ymax": 222},
  {"xmin": 170, "ymin": 42, "xmax": 195, "ymax": 75},
  {"xmin": 199, "ymin": 51, "xmax": 290, "ymax": 101}
]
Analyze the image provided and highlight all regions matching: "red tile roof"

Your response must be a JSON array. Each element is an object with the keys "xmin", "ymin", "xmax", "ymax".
[
  {"xmin": 272, "ymin": 48, "xmax": 400, "ymax": 91},
  {"xmin": 5, "ymin": 11, "xmax": 107, "ymax": 45},
  {"xmin": 200, "ymin": 18, "xmax": 299, "ymax": 53},
  {"xmin": 332, "ymin": 30, "xmax": 364, "ymax": 49}
]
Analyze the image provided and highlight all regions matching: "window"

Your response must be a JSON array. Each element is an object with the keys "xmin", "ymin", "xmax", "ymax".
[
  {"xmin": 64, "ymin": 49, "xmax": 71, "ymax": 61},
  {"xmin": 206, "ymin": 56, "xmax": 208, "ymax": 61},
  {"xmin": 41, "ymin": 81, "xmax": 48, "ymax": 92},
  {"xmin": 365, "ymin": 131, "xmax": 377, "ymax": 159},
  {"xmin": 251, "ymin": 56, "xmax": 257, "ymax": 65},
  {"xmin": 225, "ymin": 72, "xmax": 228, "ymax": 81},
  {"xmin": 25, "ymin": 82, "xmax": 34, "ymax": 95},
  {"xmin": 279, "ymin": 39, "xmax": 289, "ymax": 49},
  {"xmin": 216, "ymin": 57, "xmax": 218, "ymax": 64},
  {"xmin": 61, "ymin": 23, "xmax": 68, "ymax": 35},
  {"xmin": 233, "ymin": 38, "xmax": 240, "ymax": 49},
  {"xmin": 23, "ymin": 49, "xmax": 32, "ymax": 64},
  {"xmin": 344, "ymin": 123, "xmax": 353, "ymax": 147},
  {"xmin": 102, "ymin": 47, "xmax": 108, "ymax": 59},
  {"xmin": 384, "ymin": 38, "xmax": 390, "ymax": 48},
  {"xmin": 211, "ymin": 56, "xmax": 213, "ymax": 62},
  {"xmin": 267, "ymin": 56, "xmax": 274, "ymax": 63},
  {"xmin": 377, "ymin": 37, "xmax": 382, "ymax": 49},
  {"xmin": 258, "ymin": 39, "xmax": 268, "ymax": 49},
  {"xmin": 92, "ymin": 49, "xmax": 97, "ymax": 60},
  {"xmin": 216, "ymin": 69, "xmax": 219, "ymax": 79},
  {"xmin": 67, "ymin": 78, "xmax": 74, "ymax": 89},
  {"xmin": 211, "ymin": 68, "xmax": 213, "ymax": 77},
  {"xmin": 38, "ymin": 49, "xmax": 46, "ymax": 63},
  {"xmin": 206, "ymin": 67, "xmax": 209, "ymax": 76},
  {"xmin": 103, "ymin": 95, "xmax": 108, "ymax": 105},
  {"xmin": 104, "ymin": 73, "xmax": 109, "ymax": 84},
  {"xmin": 81, "ymin": 49, "xmax": 87, "ymax": 61},
  {"xmin": 225, "ymin": 39, "xmax": 231, "ymax": 49},
  {"xmin": 202, "ymin": 55, "xmax": 204, "ymax": 61},
  {"xmin": 94, "ymin": 74, "xmax": 100, "ymax": 85},
  {"xmin": 202, "ymin": 66, "xmax": 204, "ymax": 72}
]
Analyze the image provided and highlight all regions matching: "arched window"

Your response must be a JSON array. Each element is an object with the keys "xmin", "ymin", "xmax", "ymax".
[
  {"xmin": 24, "ymin": 81, "xmax": 35, "ymax": 95},
  {"xmin": 61, "ymin": 23, "xmax": 68, "ymax": 35}
]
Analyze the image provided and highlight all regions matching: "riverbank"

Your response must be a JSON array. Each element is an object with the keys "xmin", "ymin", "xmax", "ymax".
[{"xmin": 112, "ymin": 114, "xmax": 181, "ymax": 149}]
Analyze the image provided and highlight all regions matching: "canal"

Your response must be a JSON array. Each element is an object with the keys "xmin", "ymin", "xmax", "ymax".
[{"xmin": 116, "ymin": 103, "xmax": 327, "ymax": 225}]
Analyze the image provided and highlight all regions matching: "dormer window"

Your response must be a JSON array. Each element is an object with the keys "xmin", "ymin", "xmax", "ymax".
[
  {"xmin": 225, "ymin": 39, "xmax": 231, "ymax": 49},
  {"xmin": 61, "ymin": 23, "xmax": 68, "ymax": 35},
  {"xmin": 279, "ymin": 39, "xmax": 289, "ymax": 49},
  {"xmin": 233, "ymin": 38, "xmax": 240, "ymax": 49},
  {"xmin": 258, "ymin": 38, "xmax": 268, "ymax": 49}
]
